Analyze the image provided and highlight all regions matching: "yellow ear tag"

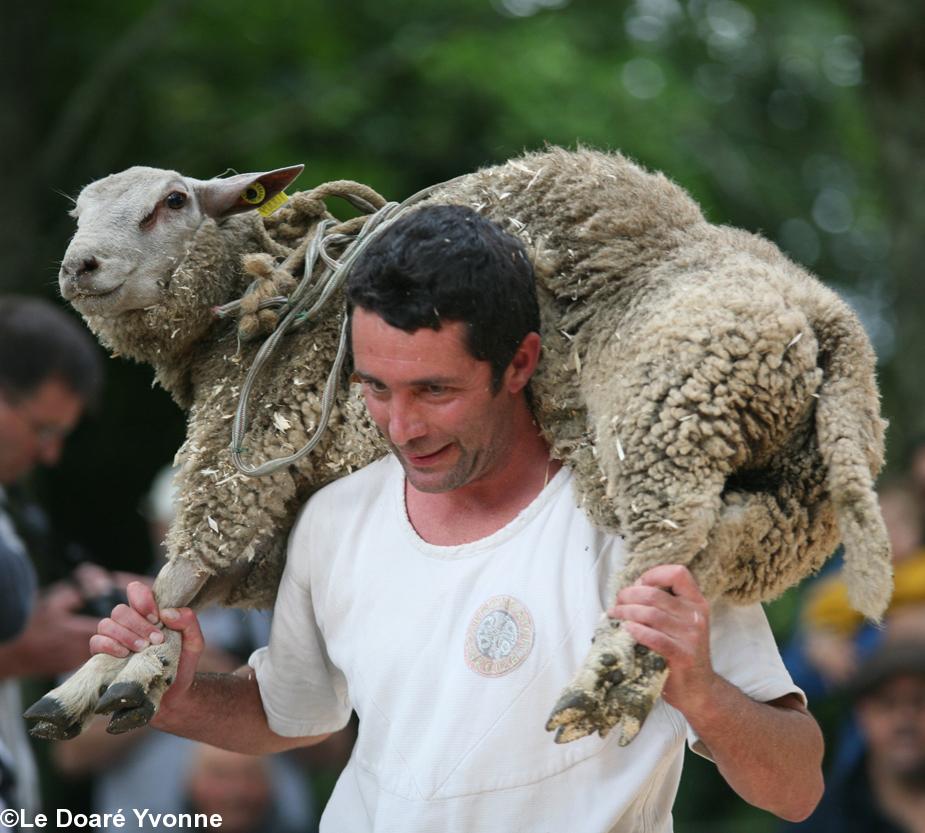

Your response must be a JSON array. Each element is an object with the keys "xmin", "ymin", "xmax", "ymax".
[
  {"xmin": 257, "ymin": 191, "xmax": 290, "ymax": 217},
  {"xmin": 241, "ymin": 182, "xmax": 266, "ymax": 205}
]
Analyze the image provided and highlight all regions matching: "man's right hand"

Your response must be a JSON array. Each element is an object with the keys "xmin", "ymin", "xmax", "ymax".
[{"xmin": 90, "ymin": 581, "xmax": 205, "ymax": 714}]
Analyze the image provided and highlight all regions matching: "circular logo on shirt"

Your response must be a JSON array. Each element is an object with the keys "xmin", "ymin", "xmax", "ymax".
[{"xmin": 464, "ymin": 595, "xmax": 535, "ymax": 677}]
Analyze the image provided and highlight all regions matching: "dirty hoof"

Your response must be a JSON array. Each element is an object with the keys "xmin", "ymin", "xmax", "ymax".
[
  {"xmin": 106, "ymin": 700, "xmax": 156, "ymax": 734},
  {"xmin": 23, "ymin": 697, "xmax": 84, "ymax": 740},
  {"xmin": 95, "ymin": 682, "xmax": 149, "ymax": 716},
  {"xmin": 30, "ymin": 719, "xmax": 85, "ymax": 741},
  {"xmin": 546, "ymin": 620, "xmax": 669, "ymax": 746},
  {"xmin": 546, "ymin": 690, "xmax": 602, "ymax": 743}
]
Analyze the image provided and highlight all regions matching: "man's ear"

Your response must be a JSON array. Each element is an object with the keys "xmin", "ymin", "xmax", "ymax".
[
  {"xmin": 193, "ymin": 165, "xmax": 304, "ymax": 219},
  {"xmin": 505, "ymin": 332, "xmax": 542, "ymax": 394}
]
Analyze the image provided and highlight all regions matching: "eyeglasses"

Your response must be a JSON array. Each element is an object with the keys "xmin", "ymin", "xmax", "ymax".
[{"xmin": 0, "ymin": 393, "xmax": 74, "ymax": 446}]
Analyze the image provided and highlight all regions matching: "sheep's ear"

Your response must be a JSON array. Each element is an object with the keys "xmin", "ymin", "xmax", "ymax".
[{"xmin": 195, "ymin": 165, "xmax": 304, "ymax": 219}]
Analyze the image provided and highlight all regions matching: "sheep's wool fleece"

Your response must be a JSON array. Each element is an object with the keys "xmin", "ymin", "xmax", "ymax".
[
  {"xmin": 419, "ymin": 147, "xmax": 888, "ymax": 613},
  {"xmin": 75, "ymin": 147, "xmax": 889, "ymax": 619}
]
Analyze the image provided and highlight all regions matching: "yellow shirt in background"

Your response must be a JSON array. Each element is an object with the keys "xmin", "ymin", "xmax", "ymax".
[{"xmin": 804, "ymin": 548, "xmax": 925, "ymax": 634}]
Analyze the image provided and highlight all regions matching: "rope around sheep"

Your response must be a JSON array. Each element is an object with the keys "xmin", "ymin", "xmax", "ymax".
[{"xmin": 225, "ymin": 174, "xmax": 465, "ymax": 477}]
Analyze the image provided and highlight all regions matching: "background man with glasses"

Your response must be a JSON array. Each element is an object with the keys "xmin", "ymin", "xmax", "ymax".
[{"xmin": 0, "ymin": 296, "xmax": 103, "ymax": 827}]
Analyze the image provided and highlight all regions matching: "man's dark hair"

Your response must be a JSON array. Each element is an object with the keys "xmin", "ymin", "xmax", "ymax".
[
  {"xmin": 346, "ymin": 204, "xmax": 540, "ymax": 391},
  {"xmin": 0, "ymin": 296, "xmax": 104, "ymax": 408}
]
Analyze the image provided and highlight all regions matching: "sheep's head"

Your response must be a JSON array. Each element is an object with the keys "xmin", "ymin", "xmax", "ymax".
[{"xmin": 59, "ymin": 165, "xmax": 303, "ymax": 318}]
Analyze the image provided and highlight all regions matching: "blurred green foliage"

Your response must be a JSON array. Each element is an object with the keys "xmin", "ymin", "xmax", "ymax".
[
  {"xmin": 2, "ymin": 1, "xmax": 918, "ymax": 828},
  {"xmin": 14, "ymin": 0, "xmax": 895, "ymax": 298}
]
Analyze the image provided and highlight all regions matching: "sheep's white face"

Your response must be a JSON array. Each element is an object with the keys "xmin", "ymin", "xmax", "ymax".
[
  {"xmin": 59, "ymin": 164, "xmax": 304, "ymax": 318},
  {"xmin": 60, "ymin": 167, "xmax": 205, "ymax": 317}
]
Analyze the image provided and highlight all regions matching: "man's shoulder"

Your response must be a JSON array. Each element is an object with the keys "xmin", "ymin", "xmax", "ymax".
[{"xmin": 303, "ymin": 454, "xmax": 396, "ymax": 521}]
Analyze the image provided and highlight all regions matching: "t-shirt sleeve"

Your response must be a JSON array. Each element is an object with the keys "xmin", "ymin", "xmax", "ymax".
[
  {"xmin": 686, "ymin": 599, "xmax": 805, "ymax": 758},
  {"xmin": 248, "ymin": 503, "xmax": 351, "ymax": 738}
]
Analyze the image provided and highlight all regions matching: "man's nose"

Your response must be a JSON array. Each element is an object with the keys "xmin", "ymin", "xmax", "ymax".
[{"xmin": 388, "ymin": 397, "xmax": 427, "ymax": 446}]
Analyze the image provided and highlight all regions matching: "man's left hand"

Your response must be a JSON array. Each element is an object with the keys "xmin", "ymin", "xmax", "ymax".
[{"xmin": 608, "ymin": 564, "xmax": 717, "ymax": 714}]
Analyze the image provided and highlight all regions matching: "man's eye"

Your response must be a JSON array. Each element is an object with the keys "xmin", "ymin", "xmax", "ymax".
[
  {"xmin": 426, "ymin": 385, "xmax": 448, "ymax": 396},
  {"xmin": 364, "ymin": 380, "xmax": 387, "ymax": 394}
]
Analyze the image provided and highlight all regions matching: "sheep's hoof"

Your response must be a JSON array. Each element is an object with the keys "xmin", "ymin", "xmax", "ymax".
[
  {"xmin": 23, "ymin": 697, "xmax": 84, "ymax": 740},
  {"xmin": 544, "ymin": 690, "xmax": 602, "ymax": 743},
  {"xmin": 95, "ymin": 682, "xmax": 150, "ymax": 718},
  {"xmin": 546, "ymin": 620, "xmax": 668, "ymax": 746},
  {"xmin": 96, "ymin": 682, "xmax": 156, "ymax": 733},
  {"xmin": 106, "ymin": 701, "xmax": 156, "ymax": 734},
  {"xmin": 31, "ymin": 719, "xmax": 85, "ymax": 741}
]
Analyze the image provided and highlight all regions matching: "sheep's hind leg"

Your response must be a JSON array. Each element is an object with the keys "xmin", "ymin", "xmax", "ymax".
[
  {"xmin": 546, "ymin": 511, "xmax": 719, "ymax": 745},
  {"xmin": 24, "ymin": 653, "xmax": 129, "ymax": 739},
  {"xmin": 548, "ymin": 300, "xmax": 757, "ymax": 744},
  {"xmin": 547, "ymin": 466, "xmax": 727, "ymax": 745},
  {"xmin": 546, "ymin": 613, "xmax": 670, "ymax": 745}
]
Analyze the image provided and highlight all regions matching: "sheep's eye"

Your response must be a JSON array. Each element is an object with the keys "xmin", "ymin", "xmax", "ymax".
[{"xmin": 165, "ymin": 191, "xmax": 187, "ymax": 209}]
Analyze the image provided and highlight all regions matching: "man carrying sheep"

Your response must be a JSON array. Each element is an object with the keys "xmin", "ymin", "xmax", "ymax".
[{"xmin": 94, "ymin": 205, "xmax": 825, "ymax": 831}]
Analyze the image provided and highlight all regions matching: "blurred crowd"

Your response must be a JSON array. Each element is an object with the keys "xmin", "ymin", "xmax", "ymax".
[
  {"xmin": 779, "ymin": 440, "xmax": 925, "ymax": 832},
  {"xmin": 0, "ymin": 297, "xmax": 352, "ymax": 833}
]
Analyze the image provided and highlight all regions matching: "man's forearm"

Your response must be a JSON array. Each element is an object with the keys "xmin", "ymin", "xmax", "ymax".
[
  {"xmin": 684, "ymin": 678, "xmax": 824, "ymax": 822},
  {"xmin": 152, "ymin": 667, "xmax": 331, "ymax": 755}
]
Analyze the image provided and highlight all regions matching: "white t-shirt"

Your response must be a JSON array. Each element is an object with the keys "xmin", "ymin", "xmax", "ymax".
[{"xmin": 250, "ymin": 456, "xmax": 800, "ymax": 833}]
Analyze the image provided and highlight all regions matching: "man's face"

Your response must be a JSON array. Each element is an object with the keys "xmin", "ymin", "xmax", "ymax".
[
  {"xmin": 0, "ymin": 377, "xmax": 84, "ymax": 484},
  {"xmin": 351, "ymin": 308, "xmax": 520, "ymax": 494},
  {"xmin": 856, "ymin": 674, "xmax": 925, "ymax": 783}
]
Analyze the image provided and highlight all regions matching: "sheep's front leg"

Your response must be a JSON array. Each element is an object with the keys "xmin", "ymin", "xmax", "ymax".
[
  {"xmin": 93, "ymin": 557, "xmax": 209, "ymax": 733},
  {"xmin": 24, "ymin": 654, "xmax": 129, "ymax": 740},
  {"xmin": 26, "ymin": 558, "xmax": 209, "ymax": 739},
  {"xmin": 94, "ymin": 628, "xmax": 183, "ymax": 733}
]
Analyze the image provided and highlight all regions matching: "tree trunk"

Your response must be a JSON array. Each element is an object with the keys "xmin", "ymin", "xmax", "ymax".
[{"xmin": 847, "ymin": 0, "xmax": 925, "ymax": 454}]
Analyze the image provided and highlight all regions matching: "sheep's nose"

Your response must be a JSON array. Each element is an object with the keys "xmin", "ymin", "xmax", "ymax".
[
  {"xmin": 76, "ymin": 256, "xmax": 99, "ymax": 278},
  {"xmin": 60, "ymin": 254, "xmax": 100, "ymax": 287}
]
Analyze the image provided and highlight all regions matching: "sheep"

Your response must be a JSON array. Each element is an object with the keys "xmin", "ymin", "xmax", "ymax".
[
  {"xmin": 26, "ymin": 165, "xmax": 388, "ymax": 740},
  {"xmin": 25, "ymin": 146, "xmax": 891, "ymax": 749}
]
